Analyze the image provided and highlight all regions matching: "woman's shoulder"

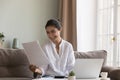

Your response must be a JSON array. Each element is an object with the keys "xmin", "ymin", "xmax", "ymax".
[{"xmin": 62, "ymin": 39, "xmax": 73, "ymax": 47}]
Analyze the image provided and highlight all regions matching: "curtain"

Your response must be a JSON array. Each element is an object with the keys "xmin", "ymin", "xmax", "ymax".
[{"xmin": 59, "ymin": 0, "xmax": 77, "ymax": 50}]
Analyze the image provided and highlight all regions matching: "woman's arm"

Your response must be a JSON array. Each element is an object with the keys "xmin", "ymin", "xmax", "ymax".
[{"xmin": 66, "ymin": 44, "xmax": 75, "ymax": 74}]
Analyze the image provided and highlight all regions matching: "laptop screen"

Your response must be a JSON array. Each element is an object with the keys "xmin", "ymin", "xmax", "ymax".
[{"xmin": 73, "ymin": 59, "xmax": 103, "ymax": 79}]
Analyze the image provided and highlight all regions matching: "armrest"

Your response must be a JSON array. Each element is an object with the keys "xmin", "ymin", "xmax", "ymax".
[
  {"xmin": 101, "ymin": 66, "xmax": 120, "ymax": 80},
  {"xmin": 101, "ymin": 66, "xmax": 117, "ymax": 77},
  {"xmin": 109, "ymin": 68, "xmax": 120, "ymax": 80}
]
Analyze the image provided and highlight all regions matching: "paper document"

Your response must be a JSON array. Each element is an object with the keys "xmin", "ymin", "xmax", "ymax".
[{"xmin": 22, "ymin": 40, "xmax": 49, "ymax": 67}]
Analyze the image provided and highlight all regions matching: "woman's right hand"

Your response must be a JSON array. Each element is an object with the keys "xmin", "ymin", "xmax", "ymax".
[
  {"xmin": 29, "ymin": 64, "xmax": 42, "ymax": 75},
  {"xmin": 29, "ymin": 64, "xmax": 37, "ymax": 72}
]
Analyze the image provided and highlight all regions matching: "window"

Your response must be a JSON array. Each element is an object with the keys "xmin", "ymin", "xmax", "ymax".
[
  {"xmin": 97, "ymin": 0, "xmax": 120, "ymax": 66},
  {"xmin": 77, "ymin": 0, "xmax": 97, "ymax": 51}
]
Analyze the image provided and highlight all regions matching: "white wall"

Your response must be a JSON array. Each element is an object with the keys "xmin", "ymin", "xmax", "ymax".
[
  {"xmin": 0, "ymin": 0, "xmax": 59, "ymax": 48},
  {"xmin": 77, "ymin": 0, "xmax": 97, "ymax": 51}
]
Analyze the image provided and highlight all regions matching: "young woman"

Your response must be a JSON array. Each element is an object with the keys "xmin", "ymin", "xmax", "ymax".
[{"xmin": 30, "ymin": 19, "xmax": 75, "ymax": 77}]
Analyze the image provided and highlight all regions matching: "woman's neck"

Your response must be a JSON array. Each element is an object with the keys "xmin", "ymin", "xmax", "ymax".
[
  {"xmin": 53, "ymin": 37, "xmax": 62, "ymax": 46},
  {"xmin": 53, "ymin": 37, "xmax": 62, "ymax": 54}
]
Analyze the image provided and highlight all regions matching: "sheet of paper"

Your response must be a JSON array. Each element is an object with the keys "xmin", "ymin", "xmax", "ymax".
[{"xmin": 22, "ymin": 40, "xmax": 49, "ymax": 67}]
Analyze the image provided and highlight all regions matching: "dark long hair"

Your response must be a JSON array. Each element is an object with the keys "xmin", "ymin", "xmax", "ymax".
[{"xmin": 45, "ymin": 19, "xmax": 62, "ymax": 30}]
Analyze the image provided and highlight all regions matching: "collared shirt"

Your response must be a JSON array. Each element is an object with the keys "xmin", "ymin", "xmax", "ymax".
[{"xmin": 41, "ymin": 39, "xmax": 75, "ymax": 76}]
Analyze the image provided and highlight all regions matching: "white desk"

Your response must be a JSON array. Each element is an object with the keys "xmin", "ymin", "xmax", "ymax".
[
  {"xmin": 0, "ymin": 78, "xmax": 30, "ymax": 80},
  {"xmin": 0, "ymin": 78, "xmax": 110, "ymax": 80},
  {"xmin": 32, "ymin": 78, "xmax": 110, "ymax": 80}
]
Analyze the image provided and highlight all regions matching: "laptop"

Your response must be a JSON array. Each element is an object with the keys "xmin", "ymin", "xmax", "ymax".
[
  {"xmin": 73, "ymin": 59, "xmax": 103, "ymax": 79},
  {"xmin": 22, "ymin": 40, "xmax": 49, "ymax": 67}
]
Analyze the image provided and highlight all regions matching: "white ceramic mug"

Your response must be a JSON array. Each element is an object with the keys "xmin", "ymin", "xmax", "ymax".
[{"xmin": 100, "ymin": 72, "xmax": 108, "ymax": 79}]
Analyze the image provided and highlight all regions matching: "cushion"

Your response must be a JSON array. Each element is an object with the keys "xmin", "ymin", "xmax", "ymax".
[
  {"xmin": 74, "ymin": 50, "xmax": 107, "ymax": 66},
  {"xmin": 0, "ymin": 48, "xmax": 32, "ymax": 78}
]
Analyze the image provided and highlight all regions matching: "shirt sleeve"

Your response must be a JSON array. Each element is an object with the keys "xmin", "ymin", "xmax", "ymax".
[
  {"xmin": 66, "ymin": 44, "xmax": 75, "ymax": 74},
  {"xmin": 39, "ymin": 44, "xmax": 49, "ymax": 76},
  {"xmin": 39, "ymin": 64, "xmax": 48, "ymax": 76}
]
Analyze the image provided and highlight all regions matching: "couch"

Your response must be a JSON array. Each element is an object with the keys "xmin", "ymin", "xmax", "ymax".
[{"xmin": 0, "ymin": 48, "xmax": 120, "ymax": 80}]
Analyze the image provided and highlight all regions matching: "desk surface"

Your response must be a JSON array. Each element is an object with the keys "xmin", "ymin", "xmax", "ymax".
[
  {"xmin": 0, "ymin": 78, "xmax": 109, "ymax": 80},
  {"xmin": 33, "ymin": 78, "xmax": 110, "ymax": 80},
  {"xmin": 0, "ymin": 78, "xmax": 30, "ymax": 80}
]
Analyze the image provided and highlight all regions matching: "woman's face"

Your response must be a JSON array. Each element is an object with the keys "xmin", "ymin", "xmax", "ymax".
[{"xmin": 46, "ymin": 26, "xmax": 61, "ymax": 41}]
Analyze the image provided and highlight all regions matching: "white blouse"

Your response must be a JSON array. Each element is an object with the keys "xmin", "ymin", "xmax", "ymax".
[{"xmin": 41, "ymin": 39, "xmax": 75, "ymax": 76}]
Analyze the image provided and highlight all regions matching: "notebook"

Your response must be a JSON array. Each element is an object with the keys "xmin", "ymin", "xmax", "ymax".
[
  {"xmin": 73, "ymin": 59, "xmax": 103, "ymax": 79},
  {"xmin": 22, "ymin": 40, "xmax": 49, "ymax": 67}
]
